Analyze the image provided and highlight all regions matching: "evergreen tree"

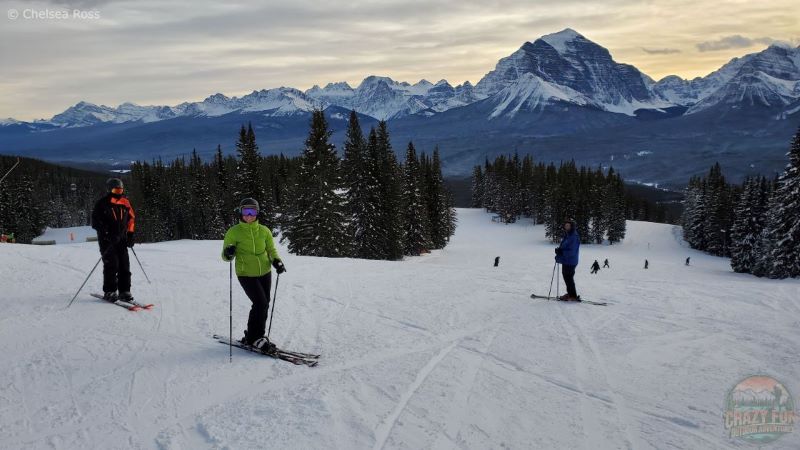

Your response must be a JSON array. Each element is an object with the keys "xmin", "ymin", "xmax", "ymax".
[
  {"xmin": 281, "ymin": 110, "xmax": 349, "ymax": 257},
  {"xmin": 213, "ymin": 145, "xmax": 236, "ymax": 227},
  {"xmin": 233, "ymin": 123, "xmax": 271, "ymax": 226},
  {"xmin": 357, "ymin": 128, "xmax": 387, "ymax": 259},
  {"xmin": 703, "ymin": 163, "xmax": 733, "ymax": 256},
  {"xmin": 682, "ymin": 176, "xmax": 707, "ymax": 250},
  {"xmin": 730, "ymin": 177, "xmax": 769, "ymax": 273},
  {"xmin": 401, "ymin": 142, "xmax": 431, "ymax": 255},
  {"xmin": 341, "ymin": 110, "xmax": 378, "ymax": 258},
  {"xmin": 589, "ymin": 167, "xmax": 606, "ymax": 244},
  {"xmin": 373, "ymin": 120, "xmax": 405, "ymax": 260},
  {"xmin": 188, "ymin": 150, "xmax": 225, "ymax": 239},
  {"xmin": 758, "ymin": 127, "xmax": 800, "ymax": 278},
  {"xmin": 605, "ymin": 168, "xmax": 626, "ymax": 244},
  {"xmin": 426, "ymin": 149, "xmax": 455, "ymax": 247},
  {"xmin": 471, "ymin": 165, "xmax": 485, "ymax": 208}
]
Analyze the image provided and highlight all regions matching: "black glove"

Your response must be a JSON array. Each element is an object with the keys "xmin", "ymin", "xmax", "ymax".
[
  {"xmin": 555, "ymin": 248, "xmax": 563, "ymax": 256},
  {"xmin": 224, "ymin": 245, "xmax": 236, "ymax": 260},
  {"xmin": 272, "ymin": 259, "xmax": 286, "ymax": 274},
  {"xmin": 126, "ymin": 232, "xmax": 135, "ymax": 248}
]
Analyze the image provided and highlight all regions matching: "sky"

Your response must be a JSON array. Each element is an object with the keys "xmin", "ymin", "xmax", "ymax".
[{"xmin": 1, "ymin": 0, "xmax": 798, "ymax": 121}]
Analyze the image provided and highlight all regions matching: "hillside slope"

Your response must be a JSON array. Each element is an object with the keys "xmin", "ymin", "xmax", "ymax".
[{"xmin": 0, "ymin": 210, "xmax": 797, "ymax": 449}]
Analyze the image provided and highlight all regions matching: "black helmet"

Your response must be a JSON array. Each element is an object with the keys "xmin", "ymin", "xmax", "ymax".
[
  {"xmin": 107, "ymin": 178, "xmax": 123, "ymax": 192},
  {"xmin": 238, "ymin": 197, "xmax": 259, "ymax": 213}
]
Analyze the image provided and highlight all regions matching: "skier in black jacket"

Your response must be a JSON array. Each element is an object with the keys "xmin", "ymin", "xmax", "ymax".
[
  {"xmin": 91, "ymin": 178, "xmax": 136, "ymax": 302},
  {"xmin": 590, "ymin": 260, "xmax": 601, "ymax": 274}
]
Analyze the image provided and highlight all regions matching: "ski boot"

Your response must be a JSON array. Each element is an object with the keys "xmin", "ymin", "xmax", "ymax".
[
  {"xmin": 118, "ymin": 291, "xmax": 134, "ymax": 301},
  {"xmin": 103, "ymin": 291, "xmax": 118, "ymax": 302},
  {"xmin": 252, "ymin": 337, "xmax": 277, "ymax": 354}
]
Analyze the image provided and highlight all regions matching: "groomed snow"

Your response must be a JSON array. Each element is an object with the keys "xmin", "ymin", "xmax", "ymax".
[{"xmin": 1, "ymin": 209, "xmax": 798, "ymax": 449}]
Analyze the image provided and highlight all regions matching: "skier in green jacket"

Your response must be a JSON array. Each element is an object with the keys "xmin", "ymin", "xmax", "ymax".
[{"xmin": 222, "ymin": 198, "xmax": 286, "ymax": 351}]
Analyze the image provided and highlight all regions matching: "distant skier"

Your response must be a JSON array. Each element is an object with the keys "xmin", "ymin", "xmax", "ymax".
[
  {"xmin": 603, "ymin": 258, "xmax": 609, "ymax": 268},
  {"xmin": 685, "ymin": 257, "xmax": 690, "ymax": 266},
  {"xmin": 554, "ymin": 218, "xmax": 580, "ymax": 301},
  {"xmin": 91, "ymin": 178, "xmax": 136, "ymax": 302},
  {"xmin": 222, "ymin": 198, "xmax": 286, "ymax": 352},
  {"xmin": 644, "ymin": 259, "xmax": 649, "ymax": 269},
  {"xmin": 590, "ymin": 260, "xmax": 600, "ymax": 274}
]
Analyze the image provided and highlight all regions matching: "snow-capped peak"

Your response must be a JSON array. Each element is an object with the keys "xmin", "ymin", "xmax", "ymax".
[
  {"xmin": 540, "ymin": 28, "xmax": 584, "ymax": 53},
  {"xmin": 489, "ymin": 72, "xmax": 593, "ymax": 118}
]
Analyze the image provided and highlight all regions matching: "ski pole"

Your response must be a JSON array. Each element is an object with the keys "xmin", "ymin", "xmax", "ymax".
[
  {"xmin": 0, "ymin": 157, "xmax": 20, "ymax": 185},
  {"xmin": 547, "ymin": 260, "xmax": 557, "ymax": 299},
  {"xmin": 266, "ymin": 273, "xmax": 280, "ymax": 341},
  {"xmin": 66, "ymin": 242, "xmax": 116, "ymax": 309},
  {"xmin": 229, "ymin": 259, "xmax": 233, "ymax": 363},
  {"xmin": 130, "ymin": 247, "xmax": 151, "ymax": 284}
]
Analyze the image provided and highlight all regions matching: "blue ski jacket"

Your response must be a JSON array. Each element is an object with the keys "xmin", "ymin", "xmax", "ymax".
[{"xmin": 556, "ymin": 229, "xmax": 580, "ymax": 266}]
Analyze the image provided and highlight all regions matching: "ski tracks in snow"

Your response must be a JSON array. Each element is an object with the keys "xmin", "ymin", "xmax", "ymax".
[
  {"xmin": 372, "ymin": 340, "xmax": 460, "ymax": 450},
  {"xmin": 556, "ymin": 306, "xmax": 639, "ymax": 450}
]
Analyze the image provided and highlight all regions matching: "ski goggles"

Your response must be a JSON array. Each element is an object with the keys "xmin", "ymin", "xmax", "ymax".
[
  {"xmin": 241, "ymin": 207, "xmax": 258, "ymax": 217},
  {"xmin": 111, "ymin": 187, "xmax": 123, "ymax": 195}
]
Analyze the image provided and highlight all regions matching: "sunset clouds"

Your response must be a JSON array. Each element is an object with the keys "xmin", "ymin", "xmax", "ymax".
[{"xmin": 1, "ymin": 0, "xmax": 797, "ymax": 120}]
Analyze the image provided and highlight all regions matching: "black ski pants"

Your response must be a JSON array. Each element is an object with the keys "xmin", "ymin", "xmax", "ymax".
[
  {"xmin": 562, "ymin": 264, "xmax": 577, "ymax": 297},
  {"xmin": 238, "ymin": 273, "xmax": 272, "ymax": 343},
  {"xmin": 99, "ymin": 239, "xmax": 131, "ymax": 293}
]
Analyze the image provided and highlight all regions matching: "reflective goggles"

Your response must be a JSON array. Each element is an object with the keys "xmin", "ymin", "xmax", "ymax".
[{"xmin": 241, "ymin": 207, "xmax": 258, "ymax": 217}]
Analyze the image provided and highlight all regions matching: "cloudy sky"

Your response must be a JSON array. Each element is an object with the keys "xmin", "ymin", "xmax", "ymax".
[{"xmin": 1, "ymin": 0, "xmax": 797, "ymax": 120}]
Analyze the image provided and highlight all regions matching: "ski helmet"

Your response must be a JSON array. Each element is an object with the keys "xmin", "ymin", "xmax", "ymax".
[
  {"xmin": 107, "ymin": 178, "xmax": 124, "ymax": 192},
  {"xmin": 238, "ymin": 197, "xmax": 259, "ymax": 213}
]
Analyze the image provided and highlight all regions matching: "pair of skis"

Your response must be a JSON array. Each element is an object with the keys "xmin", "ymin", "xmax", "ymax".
[
  {"xmin": 213, "ymin": 334, "xmax": 319, "ymax": 367},
  {"xmin": 530, "ymin": 293, "xmax": 608, "ymax": 306},
  {"xmin": 90, "ymin": 293, "xmax": 154, "ymax": 311}
]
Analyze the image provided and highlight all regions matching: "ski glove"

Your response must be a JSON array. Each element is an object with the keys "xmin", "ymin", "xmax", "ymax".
[
  {"xmin": 555, "ymin": 248, "xmax": 563, "ymax": 256},
  {"xmin": 127, "ymin": 232, "xmax": 135, "ymax": 248},
  {"xmin": 224, "ymin": 245, "xmax": 236, "ymax": 260},
  {"xmin": 272, "ymin": 259, "xmax": 286, "ymax": 274}
]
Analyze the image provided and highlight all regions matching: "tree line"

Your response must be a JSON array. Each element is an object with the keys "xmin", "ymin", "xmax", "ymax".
[
  {"xmin": 0, "ymin": 155, "xmax": 107, "ymax": 243},
  {"xmin": 127, "ymin": 110, "xmax": 456, "ymax": 260},
  {"xmin": 470, "ymin": 155, "xmax": 628, "ymax": 244},
  {"xmin": 682, "ymin": 127, "xmax": 800, "ymax": 279}
]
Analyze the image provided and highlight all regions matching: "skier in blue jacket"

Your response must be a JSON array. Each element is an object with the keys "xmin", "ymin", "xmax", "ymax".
[{"xmin": 555, "ymin": 218, "xmax": 580, "ymax": 301}]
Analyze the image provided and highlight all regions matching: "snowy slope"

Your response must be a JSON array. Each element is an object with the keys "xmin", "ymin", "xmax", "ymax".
[
  {"xmin": 1, "ymin": 210, "xmax": 798, "ymax": 449},
  {"xmin": 33, "ymin": 225, "xmax": 95, "ymax": 244}
]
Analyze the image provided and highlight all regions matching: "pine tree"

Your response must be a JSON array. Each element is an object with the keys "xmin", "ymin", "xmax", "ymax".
[
  {"xmin": 730, "ymin": 177, "xmax": 769, "ymax": 273},
  {"xmin": 589, "ymin": 167, "xmax": 606, "ymax": 244},
  {"xmin": 373, "ymin": 120, "xmax": 404, "ymax": 260},
  {"xmin": 605, "ymin": 168, "xmax": 626, "ymax": 244},
  {"xmin": 703, "ymin": 163, "xmax": 731, "ymax": 256},
  {"xmin": 682, "ymin": 176, "xmax": 707, "ymax": 250},
  {"xmin": 471, "ymin": 165, "xmax": 485, "ymax": 208},
  {"xmin": 401, "ymin": 142, "xmax": 431, "ymax": 255},
  {"xmin": 188, "ymin": 150, "xmax": 225, "ymax": 239},
  {"xmin": 213, "ymin": 145, "xmax": 236, "ymax": 228},
  {"xmin": 357, "ymin": 128, "xmax": 387, "ymax": 259},
  {"xmin": 341, "ymin": 110, "xmax": 377, "ymax": 258},
  {"xmin": 758, "ymin": 127, "xmax": 800, "ymax": 278},
  {"xmin": 233, "ymin": 123, "xmax": 272, "ymax": 226},
  {"xmin": 426, "ymin": 149, "xmax": 453, "ymax": 247},
  {"xmin": 281, "ymin": 110, "xmax": 349, "ymax": 257}
]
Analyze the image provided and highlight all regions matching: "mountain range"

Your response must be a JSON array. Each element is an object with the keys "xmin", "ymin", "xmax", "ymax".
[{"xmin": 2, "ymin": 28, "xmax": 799, "ymax": 187}]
